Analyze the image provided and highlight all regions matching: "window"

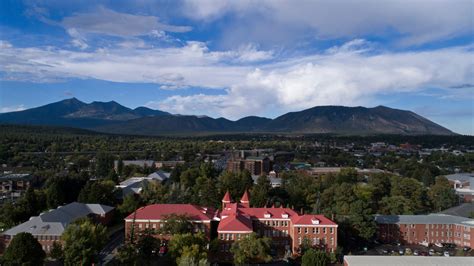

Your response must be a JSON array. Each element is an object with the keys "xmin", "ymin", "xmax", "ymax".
[
  {"xmin": 138, "ymin": 224, "xmax": 142, "ymax": 229},
  {"xmin": 316, "ymin": 228, "xmax": 320, "ymax": 234},
  {"xmin": 312, "ymin": 228, "xmax": 316, "ymax": 234},
  {"xmin": 298, "ymin": 237, "xmax": 302, "ymax": 245},
  {"xmin": 152, "ymin": 224, "xmax": 156, "ymax": 229},
  {"xmin": 298, "ymin": 228, "xmax": 301, "ymax": 234},
  {"xmin": 305, "ymin": 228, "xmax": 308, "ymax": 234},
  {"xmin": 330, "ymin": 228, "xmax": 334, "ymax": 234},
  {"xmin": 220, "ymin": 234, "xmax": 224, "ymax": 240},
  {"xmin": 323, "ymin": 228, "xmax": 326, "ymax": 234}
]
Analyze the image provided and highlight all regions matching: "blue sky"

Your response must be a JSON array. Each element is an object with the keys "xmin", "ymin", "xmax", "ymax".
[{"xmin": 0, "ymin": 0, "xmax": 473, "ymax": 134}]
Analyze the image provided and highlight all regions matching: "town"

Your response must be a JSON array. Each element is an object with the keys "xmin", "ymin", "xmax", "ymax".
[{"xmin": 0, "ymin": 127, "xmax": 472, "ymax": 265}]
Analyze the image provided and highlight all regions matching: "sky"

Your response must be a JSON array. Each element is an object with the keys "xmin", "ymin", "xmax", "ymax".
[{"xmin": 0, "ymin": 0, "xmax": 473, "ymax": 134}]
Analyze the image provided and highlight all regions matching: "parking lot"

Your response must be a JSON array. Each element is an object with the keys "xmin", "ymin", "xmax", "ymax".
[{"xmin": 364, "ymin": 242, "xmax": 473, "ymax": 257}]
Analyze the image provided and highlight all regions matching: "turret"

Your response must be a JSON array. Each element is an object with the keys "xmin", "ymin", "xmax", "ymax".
[
  {"xmin": 222, "ymin": 191, "xmax": 232, "ymax": 209},
  {"xmin": 240, "ymin": 189, "xmax": 250, "ymax": 208}
]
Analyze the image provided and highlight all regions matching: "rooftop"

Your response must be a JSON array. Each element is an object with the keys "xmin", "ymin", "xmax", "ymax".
[
  {"xmin": 375, "ymin": 214, "xmax": 474, "ymax": 227},
  {"xmin": 344, "ymin": 255, "xmax": 474, "ymax": 266},
  {"xmin": 3, "ymin": 202, "xmax": 114, "ymax": 236},
  {"xmin": 125, "ymin": 204, "xmax": 218, "ymax": 221}
]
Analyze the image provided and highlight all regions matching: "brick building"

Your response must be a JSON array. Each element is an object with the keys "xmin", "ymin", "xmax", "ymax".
[
  {"xmin": 226, "ymin": 156, "xmax": 271, "ymax": 176},
  {"xmin": 1, "ymin": 202, "xmax": 114, "ymax": 253},
  {"xmin": 125, "ymin": 190, "xmax": 338, "ymax": 261},
  {"xmin": 375, "ymin": 214, "xmax": 474, "ymax": 248}
]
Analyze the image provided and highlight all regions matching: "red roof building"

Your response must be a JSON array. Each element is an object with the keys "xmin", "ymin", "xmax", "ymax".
[{"xmin": 124, "ymin": 191, "xmax": 338, "ymax": 261}]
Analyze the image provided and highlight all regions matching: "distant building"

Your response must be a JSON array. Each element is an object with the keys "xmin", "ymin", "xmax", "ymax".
[
  {"xmin": 445, "ymin": 173, "xmax": 474, "ymax": 202},
  {"xmin": 375, "ymin": 214, "xmax": 474, "ymax": 248},
  {"xmin": 343, "ymin": 255, "xmax": 473, "ymax": 266},
  {"xmin": 1, "ymin": 202, "xmax": 114, "ymax": 253},
  {"xmin": 0, "ymin": 173, "xmax": 36, "ymax": 202},
  {"xmin": 114, "ymin": 160, "xmax": 155, "ymax": 172},
  {"xmin": 226, "ymin": 156, "xmax": 271, "ymax": 176},
  {"xmin": 307, "ymin": 167, "xmax": 388, "ymax": 177},
  {"xmin": 116, "ymin": 170, "xmax": 170, "ymax": 198},
  {"xmin": 154, "ymin": 160, "xmax": 185, "ymax": 169}
]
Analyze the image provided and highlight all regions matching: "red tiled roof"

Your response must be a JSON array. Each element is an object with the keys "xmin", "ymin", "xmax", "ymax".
[
  {"xmin": 292, "ymin": 214, "xmax": 337, "ymax": 226},
  {"xmin": 240, "ymin": 190, "xmax": 250, "ymax": 203},
  {"xmin": 222, "ymin": 191, "xmax": 232, "ymax": 202},
  {"xmin": 239, "ymin": 207, "xmax": 299, "ymax": 220},
  {"xmin": 125, "ymin": 204, "xmax": 217, "ymax": 221},
  {"xmin": 218, "ymin": 214, "xmax": 253, "ymax": 232}
]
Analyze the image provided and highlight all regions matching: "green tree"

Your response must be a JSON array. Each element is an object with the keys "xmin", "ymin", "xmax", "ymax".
[
  {"xmin": 230, "ymin": 233, "xmax": 271, "ymax": 265},
  {"xmin": 379, "ymin": 196, "xmax": 413, "ymax": 214},
  {"xmin": 62, "ymin": 218, "xmax": 108, "ymax": 265},
  {"xmin": 193, "ymin": 175, "xmax": 220, "ymax": 208},
  {"xmin": 141, "ymin": 181, "xmax": 167, "ymax": 204},
  {"xmin": 3, "ymin": 232, "xmax": 46, "ymax": 265},
  {"xmin": 49, "ymin": 241, "xmax": 64, "ymax": 261},
  {"xmin": 428, "ymin": 176, "xmax": 458, "ymax": 211},
  {"xmin": 169, "ymin": 233, "xmax": 208, "ymax": 264},
  {"xmin": 251, "ymin": 175, "xmax": 271, "ymax": 207},
  {"xmin": 136, "ymin": 229, "xmax": 161, "ymax": 261},
  {"xmin": 78, "ymin": 180, "xmax": 117, "ymax": 205},
  {"xmin": 349, "ymin": 199, "xmax": 376, "ymax": 240},
  {"xmin": 301, "ymin": 248, "xmax": 329, "ymax": 266},
  {"xmin": 118, "ymin": 194, "xmax": 141, "ymax": 216},
  {"xmin": 160, "ymin": 214, "xmax": 193, "ymax": 235},
  {"xmin": 95, "ymin": 152, "xmax": 114, "ymax": 179},
  {"xmin": 336, "ymin": 168, "xmax": 359, "ymax": 184}
]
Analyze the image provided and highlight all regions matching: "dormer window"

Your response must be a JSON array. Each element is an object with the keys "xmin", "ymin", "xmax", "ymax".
[
  {"xmin": 264, "ymin": 212, "xmax": 272, "ymax": 218},
  {"xmin": 282, "ymin": 213, "xmax": 289, "ymax": 219},
  {"xmin": 311, "ymin": 218, "xmax": 320, "ymax": 225}
]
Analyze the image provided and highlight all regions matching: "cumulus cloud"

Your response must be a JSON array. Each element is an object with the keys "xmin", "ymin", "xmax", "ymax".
[
  {"xmin": 0, "ymin": 39, "xmax": 473, "ymax": 119},
  {"xmin": 182, "ymin": 0, "xmax": 473, "ymax": 46}
]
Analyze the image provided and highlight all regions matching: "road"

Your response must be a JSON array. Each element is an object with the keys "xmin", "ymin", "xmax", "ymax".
[{"xmin": 99, "ymin": 229, "xmax": 125, "ymax": 265}]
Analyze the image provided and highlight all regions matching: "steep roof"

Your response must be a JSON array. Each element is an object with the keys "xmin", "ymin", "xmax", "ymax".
[
  {"xmin": 218, "ymin": 213, "xmax": 253, "ymax": 232},
  {"xmin": 222, "ymin": 191, "xmax": 232, "ymax": 202},
  {"xmin": 240, "ymin": 190, "xmax": 250, "ymax": 203},
  {"xmin": 125, "ymin": 204, "xmax": 218, "ymax": 221}
]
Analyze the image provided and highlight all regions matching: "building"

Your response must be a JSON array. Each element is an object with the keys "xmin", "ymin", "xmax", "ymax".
[
  {"xmin": 116, "ymin": 170, "xmax": 170, "ymax": 198},
  {"xmin": 1, "ymin": 202, "xmax": 114, "ymax": 253},
  {"xmin": 375, "ymin": 214, "xmax": 474, "ymax": 248},
  {"xmin": 154, "ymin": 160, "xmax": 185, "ymax": 169},
  {"xmin": 114, "ymin": 160, "xmax": 155, "ymax": 172},
  {"xmin": 343, "ymin": 255, "xmax": 474, "ymax": 266},
  {"xmin": 227, "ymin": 156, "xmax": 271, "ymax": 176},
  {"xmin": 0, "ymin": 173, "xmax": 37, "ymax": 202},
  {"xmin": 446, "ymin": 173, "xmax": 474, "ymax": 202},
  {"xmin": 124, "ymin": 204, "xmax": 219, "ymax": 241},
  {"xmin": 125, "ymin": 191, "xmax": 338, "ymax": 261}
]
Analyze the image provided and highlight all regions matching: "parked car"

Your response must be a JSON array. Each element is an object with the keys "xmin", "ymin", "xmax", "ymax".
[
  {"xmin": 463, "ymin": 246, "xmax": 471, "ymax": 251},
  {"xmin": 405, "ymin": 248, "xmax": 412, "ymax": 255},
  {"xmin": 429, "ymin": 249, "xmax": 435, "ymax": 256},
  {"xmin": 398, "ymin": 249, "xmax": 404, "ymax": 255},
  {"xmin": 413, "ymin": 250, "xmax": 419, "ymax": 256},
  {"xmin": 443, "ymin": 251, "xmax": 450, "ymax": 257},
  {"xmin": 435, "ymin": 243, "xmax": 443, "ymax": 248}
]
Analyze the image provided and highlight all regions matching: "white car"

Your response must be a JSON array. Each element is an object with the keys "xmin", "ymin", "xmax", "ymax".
[
  {"xmin": 435, "ymin": 243, "xmax": 443, "ymax": 248},
  {"xmin": 443, "ymin": 251, "xmax": 450, "ymax": 257}
]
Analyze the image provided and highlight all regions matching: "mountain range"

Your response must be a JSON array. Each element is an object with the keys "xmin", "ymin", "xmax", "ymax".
[{"xmin": 0, "ymin": 98, "xmax": 455, "ymax": 136}]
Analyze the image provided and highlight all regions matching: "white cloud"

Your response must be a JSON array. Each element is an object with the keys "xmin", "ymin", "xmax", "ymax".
[
  {"xmin": 0, "ymin": 39, "xmax": 473, "ymax": 119},
  {"xmin": 182, "ymin": 0, "xmax": 473, "ymax": 46},
  {"xmin": 0, "ymin": 105, "xmax": 26, "ymax": 113}
]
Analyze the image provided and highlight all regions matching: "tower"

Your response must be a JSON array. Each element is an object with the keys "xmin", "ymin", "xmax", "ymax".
[
  {"xmin": 240, "ymin": 189, "xmax": 250, "ymax": 208},
  {"xmin": 222, "ymin": 191, "xmax": 232, "ymax": 209}
]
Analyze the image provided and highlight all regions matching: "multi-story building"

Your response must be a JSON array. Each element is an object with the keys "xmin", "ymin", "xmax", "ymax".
[
  {"xmin": 125, "ymin": 191, "xmax": 338, "ymax": 261},
  {"xmin": 1, "ymin": 202, "xmax": 114, "ymax": 253},
  {"xmin": 375, "ymin": 214, "xmax": 474, "ymax": 248},
  {"xmin": 226, "ymin": 156, "xmax": 271, "ymax": 176},
  {"xmin": 0, "ymin": 173, "xmax": 37, "ymax": 202}
]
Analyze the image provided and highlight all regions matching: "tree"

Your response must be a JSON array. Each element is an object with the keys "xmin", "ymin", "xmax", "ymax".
[
  {"xmin": 428, "ymin": 176, "xmax": 458, "ymax": 211},
  {"xmin": 349, "ymin": 199, "xmax": 376, "ymax": 240},
  {"xmin": 193, "ymin": 175, "xmax": 220, "ymax": 208},
  {"xmin": 230, "ymin": 233, "xmax": 271, "ymax": 265},
  {"xmin": 301, "ymin": 248, "xmax": 329, "ymax": 266},
  {"xmin": 251, "ymin": 175, "xmax": 271, "ymax": 207},
  {"xmin": 62, "ymin": 218, "xmax": 108, "ymax": 265},
  {"xmin": 49, "ymin": 241, "xmax": 64, "ymax": 261},
  {"xmin": 118, "ymin": 194, "xmax": 141, "ymax": 216},
  {"xmin": 336, "ymin": 168, "xmax": 359, "ymax": 184},
  {"xmin": 78, "ymin": 180, "xmax": 117, "ymax": 206},
  {"xmin": 3, "ymin": 232, "xmax": 46, "ymax": 265},
  {"xmin": 141, "ymin": 181, "xmax": 167, "ymax": 204},
  {"xmin": 160, "ymin": 214, "xmax": 193, "ymax": 235},
  {"xmin": 136, "ymin": 229, "xmax": 161, "ymax": 261},
  {"xmin": 379, "ymin": 196, "xmax": 413, "ymax": 214},
  {"xmin": 169, "ymin": 233, "xmax": 208, "ymax": 264},
  {"xmin": 95, "ymin": 152, "xmax": 115, "ymax": 179},
  {"xmin": 117, "ymin": 243, "xmax": 138, "ymax": 265}
]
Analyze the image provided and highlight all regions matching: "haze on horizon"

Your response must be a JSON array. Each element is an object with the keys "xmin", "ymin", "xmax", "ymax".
[{"xmin": 0, "ymin": 0, "xmax": 473, "ymax": 134}]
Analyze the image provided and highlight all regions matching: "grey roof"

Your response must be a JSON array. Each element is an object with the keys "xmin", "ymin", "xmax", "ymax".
[
  {"xmin": 3, "ymin": 202, "xmax": 114, "ymax": 237},
  {"xmin": 344, "ymin": 256, "xmax": 474, "ymax": 266},
  {"xmin": 445, "ymin": 173, "xmax": 474, "ymax": 182},
  {"xmin": 375, "ymin": 214, "xmax": 474, "ymax": 227},
  {"xmin": 147, "ymin": 170, "xmax": 170, "ymax": 181},
  {"xmin": 439, "ymin": 203, "xmax": 474, "ymax": 218},
  {"xmin": 0, "ymin": 173, "xmax": 32, "ymax": 181}
]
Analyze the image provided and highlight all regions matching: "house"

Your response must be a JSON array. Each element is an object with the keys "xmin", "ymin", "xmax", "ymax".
[
  {"xmin": 445, "ymin": 173, "xmax": 474, "ymax": 202},
  {"xmin": 116, "ymin": 170, "xmax": 170, "ymax": 198},
  {"xmin": 125, "ymin": 191, "xmax": 338, "ymax": 262},
  {"xmin": 0, "ymin": 173, "xmax": 36, "ymax": 201},
  {"xmin": 1, "ymin": 202, "xmax": 114, "ymax": 253},
  {"xmin": 374, "ymin": 214, "xmax": 474, "ymax": 248}
]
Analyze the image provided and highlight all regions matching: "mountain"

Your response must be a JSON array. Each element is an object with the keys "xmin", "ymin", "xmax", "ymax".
[
  {"xmin": 0, "ymin": 99, "xmax": 455, "ymax": 135},
  {"xmin": 0, "ymin": 98, "xmax": 169, "ymax": 128}
]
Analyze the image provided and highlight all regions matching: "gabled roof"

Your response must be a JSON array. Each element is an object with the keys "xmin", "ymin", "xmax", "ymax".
[
  {"xmin": 125, "ymin": 204, "xmax": 218, "ymax": 221},
  {"xmin": 4, "ymin": 202, "xmax": 114, "ymax": 237},
  {"xmin": 292, "ymin": 214, "xmax": 338, "ymax": 226},
  {"xmin": 218, "ymin": 214, "xmax": 253, "ymax": 232}
]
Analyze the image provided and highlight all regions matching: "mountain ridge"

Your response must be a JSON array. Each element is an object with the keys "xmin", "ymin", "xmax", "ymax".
[{"xmin": 0, "ymin": 98, "xmax": 456, "ymax": 136}]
